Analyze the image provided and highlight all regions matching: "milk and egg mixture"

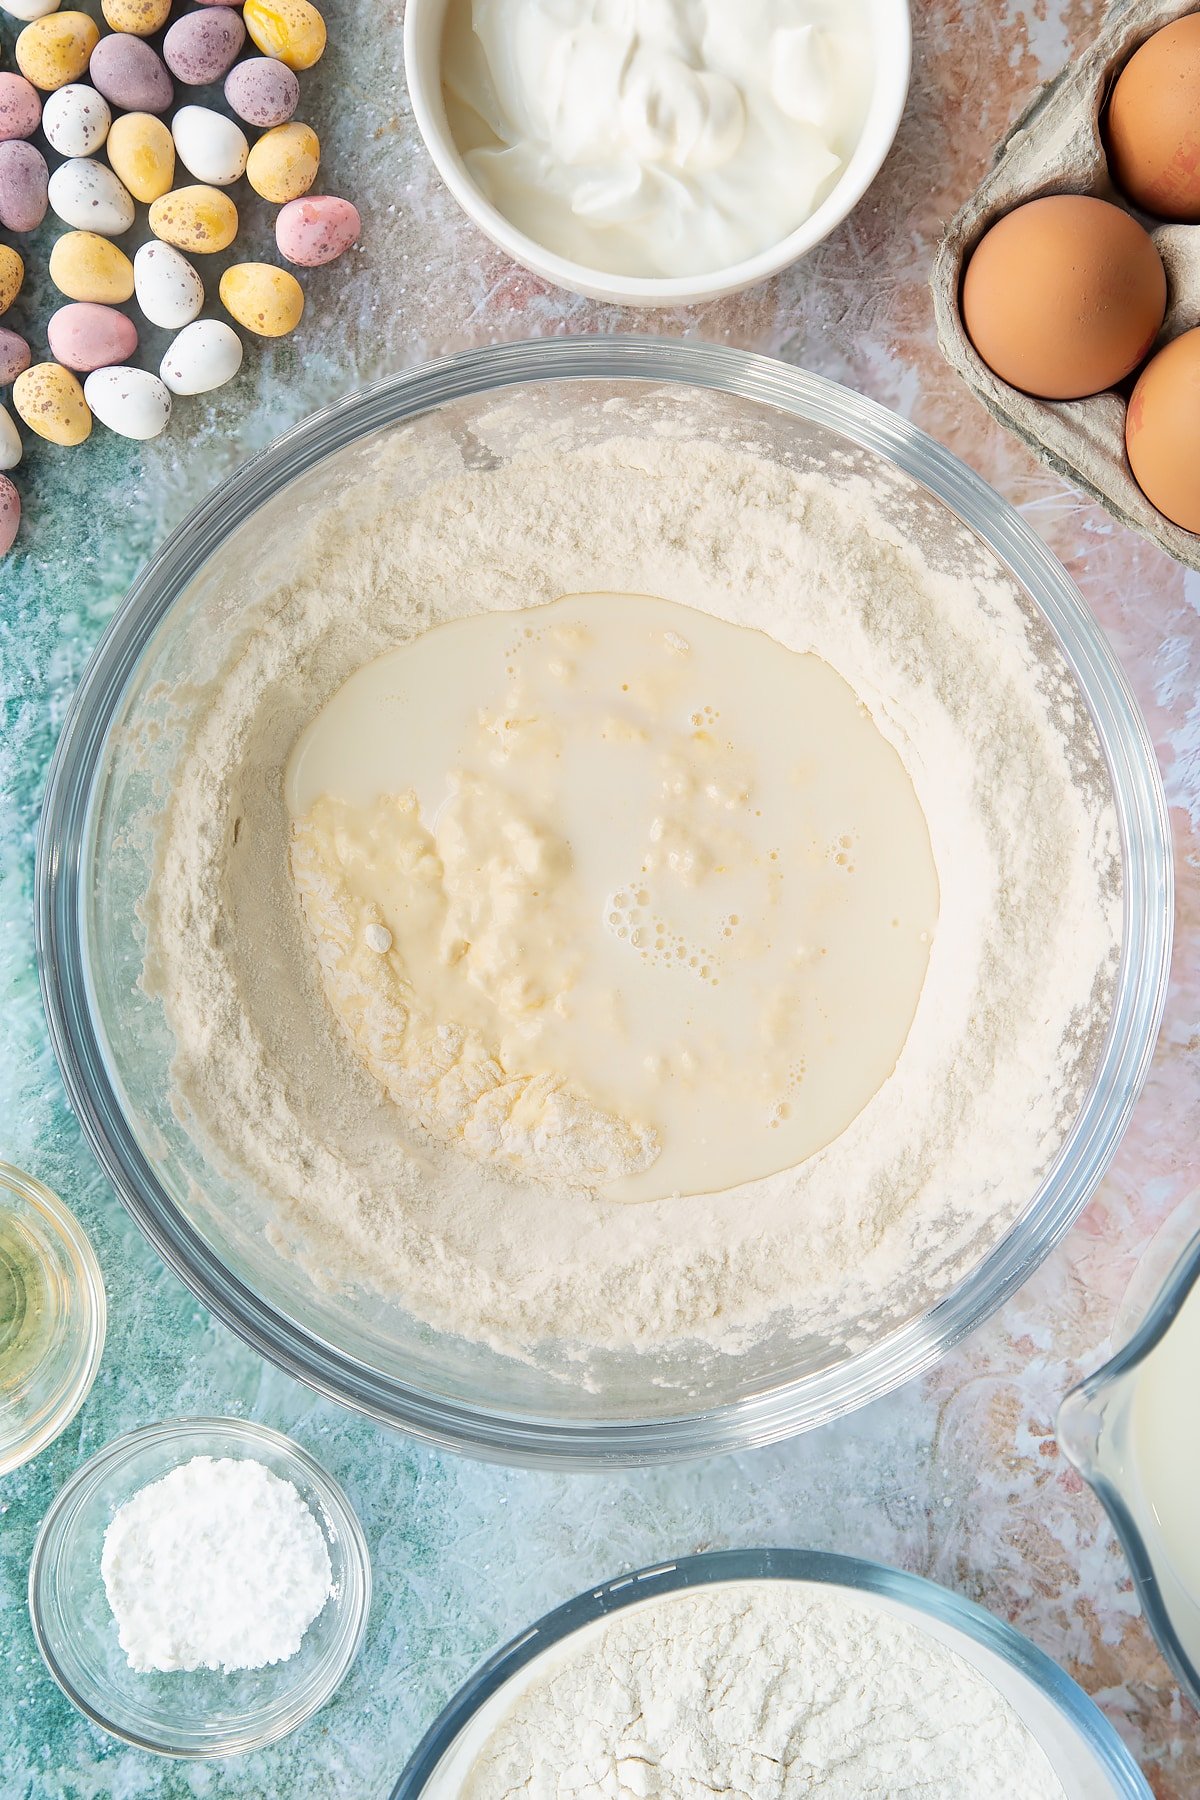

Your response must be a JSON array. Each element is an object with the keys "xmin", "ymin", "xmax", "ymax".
[{"xmin": 286, "ymin": 593, "xmax": 938, "ymax": 1202}]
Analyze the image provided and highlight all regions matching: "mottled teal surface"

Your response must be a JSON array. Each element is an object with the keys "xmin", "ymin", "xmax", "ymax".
[{"xmin": 3, "ymin": 1, "xmax": 1199, "ymax": 1795}]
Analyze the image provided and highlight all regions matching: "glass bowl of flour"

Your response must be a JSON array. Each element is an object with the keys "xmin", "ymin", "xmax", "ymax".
[
  {"xmin": 28, "ymin": 1416, "xmax": 371, "ymax": 1756},
  {"xmin": 35, "ymin": 339, "xmax": 1172, "ymax": 1465},
  {"xmin": 389, "ymin": 1549, "xmax": 1152, "ymax": 1798}
]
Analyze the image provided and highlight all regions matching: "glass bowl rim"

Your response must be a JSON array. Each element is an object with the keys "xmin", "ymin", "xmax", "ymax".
[
  {"xmin": 1058, "ymin": 1229, "xmax": 1200, "ymax": 1714},
  {"xmin": 0, "ymin": 1159, "xmax": 107, "ymax": 1477},
  {"xmin": 26, "ymin": 1413, "xmax": 373, "ymax": 1759},
  {"xmin": 388, "ymin": 1546, "xmax": 1152, "ymax": 1798},
  {"xmin": 34, "ymin": 335, "xmax": 1173, "ymax": 1466}
]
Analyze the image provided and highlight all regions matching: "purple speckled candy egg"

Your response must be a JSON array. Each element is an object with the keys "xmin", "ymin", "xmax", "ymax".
[
  {"xmin": 90, "ymin": 33, "xmax": 174, "ymax": 114},
  {"xmin": 0, "ymin": 475, "xmax": 19, "ymax": 558},
  {"xmin": 0, "ymin": 139, "xmax": 48, "ymax": 233},
  {"xmin": 0, "ymin": 72, "xmax": 41, "ymax": 143},
  {"xmin": 0, "ymin": 327, "xmax": 31, "ymax": 385},
  {"xmin": 163, "ymin": 9, "xmax": 245, "ymax": 85},
  {"xmin": 224, "ymin": 55, "xmax": 298, "ymax": 128},
  {"xmin": 47, "ymin": 301, "xmax": 138, "ymax": 373},
  {"xmin": 276, "ymin": 194, "xmax": 361, "ymax": 267}
]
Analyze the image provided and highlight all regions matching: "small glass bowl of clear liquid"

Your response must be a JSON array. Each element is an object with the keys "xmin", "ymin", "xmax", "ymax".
[
  {"xmin": 0, "ymin": 1162, "xmax": 106, "ymax": 1476},
  {"xmin": 1058, "ymin": 1193, "xmax": 1200, "ymax": 1711}
]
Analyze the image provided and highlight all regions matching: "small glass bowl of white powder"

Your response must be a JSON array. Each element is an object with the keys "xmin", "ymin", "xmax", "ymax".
[{"xmin": 27, "ymin": 1416, "xmax": 371, "ymax": 1758}]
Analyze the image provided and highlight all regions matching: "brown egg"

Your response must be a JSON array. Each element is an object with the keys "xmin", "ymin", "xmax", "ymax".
[
  {"xmin": 1126, "ymin": 327, "xmax": 1200, "ymax": 532},
  {"xmin": 1107, "ymin": 16, "xmax": 1200, "ymax": 220},
  {"xmin": 961, "ymin": 195, "xmax": 1166, "ymax": 400}
]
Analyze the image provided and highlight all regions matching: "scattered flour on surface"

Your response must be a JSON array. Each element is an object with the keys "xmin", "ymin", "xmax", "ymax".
[{"xmin": 459, "ymin": 1582, "xmax": 1068, "ymax": 1800}]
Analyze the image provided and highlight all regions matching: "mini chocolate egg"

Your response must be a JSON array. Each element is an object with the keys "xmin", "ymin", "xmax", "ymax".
[
  {"xmin": 1107, "ymin": 16, "xmax": 1200, "ymax": 221},
  {"xmin": 106, "ymin": 111, "xmax": 175, "ymax": 204},
  {"xmin": 243, "ymin": 0, "xmax": 326, "ymax": 71},
  {"xmin": 102, "ymin": 0, "xmax": 172, "ymax": 35},
  {"xmin": 246, "ymin": 121, "xmax": 318, "ymax": 203},
  {"xmin": 0, "ymin": 327, "xmax": 31, "ymax": 383},
  {"xmin": 149, "ymin": 184, "xmax": 238, "ymax": 253},
  {"xmin": 0, "ymin": 402, "xmax": 21, "ymax": 472},
  {"xmin": 0, "ymin": 71, "xmax": 42, "ymax": 141},
  {"xmin": 84, "ymin": 364, "xmax": 171, "ymax": 439},
  {"xmin": 224, "ymin": 56, "xmax": 298, "ymax": 128},
  {"xmin": 16, "ymin": 14, "xmax": 100, "ymax": 92},
  {"xmin": 49, "ymin": 230, "xmax": 134, "ymax": 303},
  {"xmin": 13, "ymin": 360, "xmax": 92, "ymax": 444},
  {"xmin": 171, "ymin": 105, "xmax": 248, "ymax": 187},
  {"xmin": 0, "ymin": 476, "xmax": 19, "ymax": 557},
  {"xmin": 961, "ymin": 195, "xmax": 1166, "ymax": 400},
  {"xmin": 1, "ymin": 0, "xmax": 59, "ymax": 21},
  {"xmin": 276, "ymin": 194, "xmax": 360, "ymax": 266},
  {"xmin": 48, "ymin": 157, "xmax": 135, "ymax": 234},
  {"xmin": 133, "ymin": 239, "xmax": 204, "ymax": 326},
  {"xmin": 1126, "ymin": 328, "xmax": 1200, "ymax": 532},
  {"xmin": 159, "ymin": 317, "xmax": 242, "ymax": 394},
  {"xmin": 219, "ymin": 260, "xmax": 303, "ymax": 336},
  {"xmin": 47, "ymin": 300, "xmax": 138, "ymax": 372},
  {"xmin": 0, "ymin": 138, "xmax": 48, "ymax": 230},
  {"xmin": 163, "ymin": 9, "xmax": 245, "ymax": 85},
  {"xmin": 42, "ymin": 83, "xmax": 111, "ymax": 156},
  {"xmin": 90, "ymin": 33, "xmax": 173, "ymax": 114},
  {"xmin": 0, "ymin": 245, "xmax": 24, "ymax": 314}
]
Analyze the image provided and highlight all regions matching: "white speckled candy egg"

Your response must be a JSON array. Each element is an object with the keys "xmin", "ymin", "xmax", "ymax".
[
  {"xmin": 159, "ymin": 317, "xmax": 241, "ymax": 394},
  {"xmin": 84, "ymin": 363, "xmax": 171, "ymax": 439},
  {"xmin": 48, "ymin": 156, "xmax": 134, "ymax": 234},
  {"xmin": 0, "ymin": 401, "xmax": 21, "ymax": 471},
  {"xmin": 133, "ymin": 239, "xmax": 203, "ymax": 328},
  {"xmin": 171, "ymin": 104, "xmax": 247, "ymax": 187},
  {"xmin": 0, "ymin": 0, "xmax": 61, "ymax": 22},
  {"xmin": 41, "ymin": 82, "xmax": 110, "ymax": 155}
]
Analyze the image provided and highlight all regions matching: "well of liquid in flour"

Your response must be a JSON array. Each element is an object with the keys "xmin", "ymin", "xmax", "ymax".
[{"xmin": 285, "ymin": 593, "xmax": 938, "ymax": 1202}]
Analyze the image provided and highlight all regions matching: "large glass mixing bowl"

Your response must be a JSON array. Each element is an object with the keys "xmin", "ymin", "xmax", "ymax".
[{"xmin": 36, "ymin": 340, "xmax": 1172, "ymax": 1466}]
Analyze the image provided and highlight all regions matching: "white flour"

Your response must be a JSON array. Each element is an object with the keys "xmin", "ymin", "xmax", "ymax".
[
  {"xmin": 100, "ymin": 1455, "xmax": 333, "ymax": 1674},
  {"xmin": 140, "ymin": 402, "xmax": 1120, "ymax": 1366},
  {"xmin": 459, "ymin": 1583, "xmax": 1067, "ymax": 1799}
]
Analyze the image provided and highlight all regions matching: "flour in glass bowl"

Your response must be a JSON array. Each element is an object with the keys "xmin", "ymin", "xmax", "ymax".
[
  {"xmin": 140, "ymin": 397, "xmax": 1121, "ymax": 1369},
  {"xmin": 458, "ymin": 1584, "xmax": 1067, "ymax": 1799}
]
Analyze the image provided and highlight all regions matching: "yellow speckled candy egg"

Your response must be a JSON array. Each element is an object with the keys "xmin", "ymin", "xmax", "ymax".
[
  {"xmin": 107, "ymin": 112, "xmax": 175, "ymax": 204},
  {"xmin": 242, "ymin": 0, "xmax": 326, "ymax": 71},
  {"xmin": 16, "ymin": 14, "xmax": 101, "ymax": 92},
  {"xmin": 49, "ymin": 231, "xmax": 135, "ymax": 303},
  {"xmin": 219, "ymin": 261, "xmax": 303, "ymax": 336},
  {"xmin": 245, "ymin": 121, "xmax": 319, "ymax": 204},
  {"xmin": 13, "ymin": 361, "xmax": 92, "ymax": 445},
  {"xmin": 102, "ymin": 0, "xmax": 172, "ymax": 35},
  {"xmin": 149, "ymin": 184, "xmax": 238, "ymax": 254},
  {"xmin": 0, "ymin": 245, "xmax": 23, "ymax": 315}
]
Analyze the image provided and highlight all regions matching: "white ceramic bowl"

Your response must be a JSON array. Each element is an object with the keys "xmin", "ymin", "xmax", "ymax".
[{"xmin": 404, "ymin": 0, "xmax": 912, "ymax": 306}]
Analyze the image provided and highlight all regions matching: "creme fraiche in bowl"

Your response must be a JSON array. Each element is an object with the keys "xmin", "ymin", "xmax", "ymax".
[{"xmin": 404, "ymin": 0, "xmax": 911, "ymax": 304}]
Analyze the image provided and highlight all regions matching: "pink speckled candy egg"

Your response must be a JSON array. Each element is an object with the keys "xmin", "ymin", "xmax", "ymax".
[
  {"xmin": 163, "ymin": 9, "xmax": 245, "ymax": 85},
  {"xmin": 0, "ymin": 139, "xmax": 48, "ymax": 232},
  {"xmin": 48, "ymin": 301, "xmax": 139, "ymax": 372},
  {"xmin": 0, "ymin": 328, "xmax": 31, "ymax": 384},
  {"xmin": 223, "ymin": 55, "xmax": 298, "ymax": 128},
  {"xmin": 0, "ymin": 72, "xmax": 42, "ymax": 141},
  {"xmin": 0, "ymin": 476, "xmax": 19, "ymax": 557},
  {"xmin": 276, "ymin": 194, "xmax": 361, "ymax": 267},
  {"xmin": 90, "ymin": 33, "xmax": 173, "ymax": 114}
]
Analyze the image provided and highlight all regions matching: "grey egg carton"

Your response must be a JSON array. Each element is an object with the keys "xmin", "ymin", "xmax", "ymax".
[{"xmin": 932, "ymin": 0, "xmax": 1200, "ymax": 570}]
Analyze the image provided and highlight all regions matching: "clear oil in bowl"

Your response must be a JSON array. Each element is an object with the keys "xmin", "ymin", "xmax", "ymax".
[{"xmin": 0, "ymin": 1165, "xmax": 106, "ymax": 1476}]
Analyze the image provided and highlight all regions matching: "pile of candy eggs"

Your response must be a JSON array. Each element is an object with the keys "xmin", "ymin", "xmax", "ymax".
[{"xmin": 0, "ymin": 0, "xmax": 361, "ymax": 554}]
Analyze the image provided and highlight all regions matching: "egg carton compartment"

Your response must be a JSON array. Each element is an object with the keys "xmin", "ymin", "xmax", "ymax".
[{"xmin": 932, "ymin": 0, "xmax": 1200, "ymax": 571}]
